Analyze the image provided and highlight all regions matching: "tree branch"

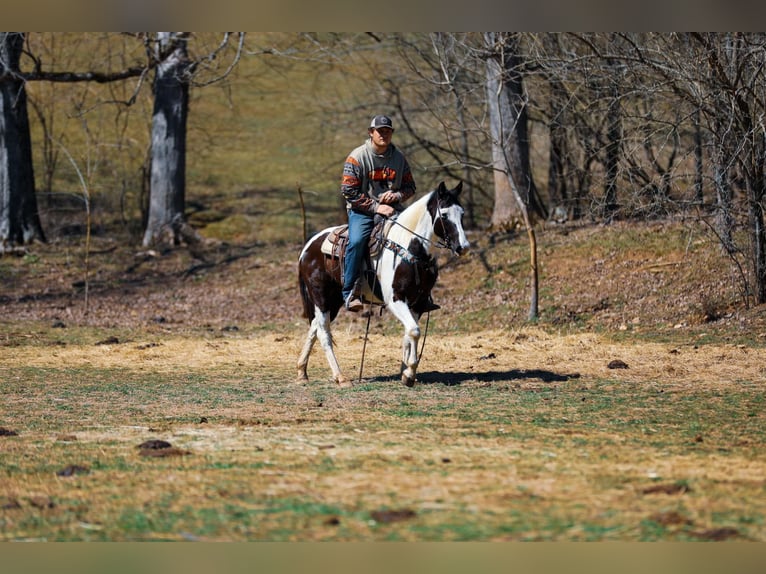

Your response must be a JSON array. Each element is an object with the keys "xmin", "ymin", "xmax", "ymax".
[{"xmin": 9, "ymin": 65, "xmax": 153, "ymax": 84}]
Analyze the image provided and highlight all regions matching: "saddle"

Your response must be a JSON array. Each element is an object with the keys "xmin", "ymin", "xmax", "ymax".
[{"xmin": 320, "ymin": 217, "xmax": 392, "ymax": 264}]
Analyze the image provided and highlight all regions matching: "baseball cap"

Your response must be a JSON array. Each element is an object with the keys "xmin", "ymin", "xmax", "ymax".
[{"xmin": 369, "ymin": 115, "xmax": 394, "ymax": 131}]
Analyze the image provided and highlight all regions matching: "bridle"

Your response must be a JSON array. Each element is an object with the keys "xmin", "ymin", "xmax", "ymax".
[
  {"xmin": 386, "ymin": 194, "xmax": 461, "ymax": 257},
  {"xmin": 432, "ymin": 199, "xmax": 460, "ymax": 253}
]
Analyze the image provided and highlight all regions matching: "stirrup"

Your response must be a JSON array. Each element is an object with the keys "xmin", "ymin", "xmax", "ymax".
[{"xmin": 344, "ymin": 293, "xmax": 364, "ymax": 312}]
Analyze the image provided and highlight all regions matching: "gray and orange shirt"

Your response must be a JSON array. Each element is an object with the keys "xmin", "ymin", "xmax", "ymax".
[{"xmin": 341, "ymin": 139, "xmax": 416, "ymax": 215}]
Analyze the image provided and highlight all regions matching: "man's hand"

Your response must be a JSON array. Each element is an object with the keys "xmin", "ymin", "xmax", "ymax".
[
  {"xmin": 379, "ymin": 191, "xmax": 401, "ymax": 205},
  {"xmin": 376, "ymin": 203, "xmax": 396, "ymax": 217}
]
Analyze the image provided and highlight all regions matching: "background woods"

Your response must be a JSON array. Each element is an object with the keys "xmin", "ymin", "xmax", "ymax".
[{"xmin": 3, "ymin": 32, "xmax": 766, "ymax": 309}]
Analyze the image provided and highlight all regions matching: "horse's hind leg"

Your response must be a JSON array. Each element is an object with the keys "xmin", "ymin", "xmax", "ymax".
[
  {"xmin": 296, "ymin": 320, "xmax": 318, "ymax": 383},
  {"xmin": 314, "ymin": 310, "xmax": 351, "ymax": 388}
]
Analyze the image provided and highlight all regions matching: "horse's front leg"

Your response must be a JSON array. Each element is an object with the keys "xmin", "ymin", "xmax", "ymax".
[{"xmin": 387, "ymin": 300, "xmax": 421, "ymax": 387}]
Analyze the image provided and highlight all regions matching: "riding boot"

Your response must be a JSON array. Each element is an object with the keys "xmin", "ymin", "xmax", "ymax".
[
  {"xmin": 344, "ymin": 294, "xmax": 364, "ymax": 312},
  {"xmin": 344, "ymin": 279, "xmax": 364, "ymax": 312}
]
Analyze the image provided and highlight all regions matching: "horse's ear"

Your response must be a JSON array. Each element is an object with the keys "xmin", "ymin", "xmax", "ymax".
[
  {"xmin": 454, "ymin": 181, "xmax": 463, "ymax": 195},
  {"xmin": 436, "ymin": 181, "xmax": 447, "ymax": 195}
]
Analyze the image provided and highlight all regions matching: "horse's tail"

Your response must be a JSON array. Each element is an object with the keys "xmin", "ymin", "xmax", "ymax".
[{"xmin": 299, "ymin": 273, "xmax": 315, "ymax": 323}]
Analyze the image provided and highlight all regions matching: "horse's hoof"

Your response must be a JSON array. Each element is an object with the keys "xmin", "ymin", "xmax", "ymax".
[
  {"xmin": 296, "ymin": 371, "xmax": 309, "ymax": 384},
  {"xmin": 336, "ymin": 377, "xmax": 353, "ymax": 388}
]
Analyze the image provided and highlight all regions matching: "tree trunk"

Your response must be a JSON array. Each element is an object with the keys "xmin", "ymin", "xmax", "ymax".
[
  {"xmin": 142, "ymin": 33, "xmax": 191, "ymax": 247},
  {"xmin": 484, "ymin": 32, "xmax": 542, "ymax": 320},
  {"xmin": 712, "ymin": 124, "xmax": 735, "ymax": 255},
  {"xmin": 454, "ymin": 91, "xmax": 475, "ymax": 228},
  {"xmin": 693, "ymin": 109, "xmax": 704, "ymax": 204},
  {"xmin": 0, "ymin": 32, "xmax": 45, "ymax": 250},
  {"xmin": 751, "ymin": 193, "xmax": 766, "ymax": 304},
  {"xmin": 547, "ymin": 79, "xmax": 569, "ymax": 219},
  {"xmin": 602, "ymin": 75, "xmax": 621, "ymax": 221},
  {"xmin": 483, "ymin": 35, "xmax": 516, "ymax": 229},
  {"xmin": 746, "ymin": 139, "xmax": 766, "ymax": 304},
  {"xmin": 484, "ymin": 32, "xmax": 547, "ymax": 229}
]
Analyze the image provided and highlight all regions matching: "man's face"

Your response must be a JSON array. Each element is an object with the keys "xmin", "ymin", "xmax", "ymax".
[{"xmin": 370, "ymin": 127, "xmax": 393, "ymax": 148}]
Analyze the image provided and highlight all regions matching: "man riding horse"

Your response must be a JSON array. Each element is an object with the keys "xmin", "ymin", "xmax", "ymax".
[
  {"xmin": 340, "ymin": 115, "xmax": 438, "ymax": 313},
  {"xmin": 298, "ymin": 179, "xmax": 469, "ymax": 387}
]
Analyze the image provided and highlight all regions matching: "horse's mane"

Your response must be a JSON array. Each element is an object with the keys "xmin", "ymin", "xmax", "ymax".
[{"xmin": 388, "ymin": 190, "xmax": 433, "ymax": 246}]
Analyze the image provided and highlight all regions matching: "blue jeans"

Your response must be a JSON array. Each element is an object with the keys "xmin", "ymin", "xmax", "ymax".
[{"xmin": 342, "ymin": 210, "xmax": 375, "ymax": 300}]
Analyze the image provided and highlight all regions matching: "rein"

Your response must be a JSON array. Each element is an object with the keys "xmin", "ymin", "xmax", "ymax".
[{"xmin": 358, "ymin": 248, "xmax": 382, "ymax": 384}]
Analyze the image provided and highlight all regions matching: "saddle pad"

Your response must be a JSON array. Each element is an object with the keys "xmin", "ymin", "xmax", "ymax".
[{"xmin": 320, "ymin": 225, "xmax": 348, "ymax": 257}]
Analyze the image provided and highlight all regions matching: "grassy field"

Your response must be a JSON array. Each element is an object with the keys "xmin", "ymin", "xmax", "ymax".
[{"xmin": 2, "ymin": 319, "xmax": 766, "ymax": 541}]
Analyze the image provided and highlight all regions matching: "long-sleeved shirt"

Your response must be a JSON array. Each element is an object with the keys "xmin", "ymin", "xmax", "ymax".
[{"xmin": 341, "ymin": 139, "xmax": 416, "ymax": 215}]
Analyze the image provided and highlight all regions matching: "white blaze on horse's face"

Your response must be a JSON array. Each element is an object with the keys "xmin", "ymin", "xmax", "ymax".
[{"xmin": 439, "ymin": 205, "xmax": 470, "ymax": 255}]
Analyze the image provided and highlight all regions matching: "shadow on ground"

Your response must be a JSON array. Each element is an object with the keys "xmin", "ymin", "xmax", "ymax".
[{"xmin": 365, "ymin": 369, "xmax": 580, "ymax": 386}]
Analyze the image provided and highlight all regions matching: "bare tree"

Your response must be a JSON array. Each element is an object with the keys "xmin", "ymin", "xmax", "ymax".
[
  {"xmin": 142, "ymin": 33, "xmax": 191, "ymax": 247},
  {"xmin": 484, "ymin": 33, "xmax": 547, "ymax": 229},
  {"xmin": 142, "ymin": 32, "xmax": 245, "ymax": 247},
  {"xmin": 546, "ymin": 77, "xmax": 571, "ymax": 218},
  {"xmin": 343, "ymin": 33, "xmax": 492, "ymax": 225},
  {"xmin": 602, "ymin": 57, "xmax": 622, "ymax": 221},
  {"xmin": 529, "ymin": 33, "xmax": 694, "ymax": 223},
  {"xmin": 0, "ymin": 33, "xmax": 45, "ymax": 251},
  {"xmin": 0, "ymin": 32, "xmax": 246, "ymax": 253},
  {"xmin": 382, "ymin": 33, "xmax": 548, "ymax": 319},
  {"xmin": 143, "ymin": 32, "xmax": 244, "ymax": 246},
  {"xmin": 428, "ymin": 33, "xmax": 478, "ymax": 227},
  {"xmin": 614, "ymin": 33, "xmax": 766, "ymax": 304},
  {"xmin": 0, "ymin": 32, "xmax": 158, "ymax": 251}
]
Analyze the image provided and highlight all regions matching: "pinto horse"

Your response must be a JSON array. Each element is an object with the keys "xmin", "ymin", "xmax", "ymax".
[{"xmin": 297, "ymin": 181, "xmax": 470, "ymax": 387}]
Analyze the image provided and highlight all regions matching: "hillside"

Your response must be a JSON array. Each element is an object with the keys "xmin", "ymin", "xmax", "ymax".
[{"xmin": 2, "ymin": 213, "xmax": 763, "ymax": 348}]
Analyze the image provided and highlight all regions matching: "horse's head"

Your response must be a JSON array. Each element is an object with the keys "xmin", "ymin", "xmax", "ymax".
[{"xmin": 429, "ymin": 181, "xmax": 471, "ymax": 256}]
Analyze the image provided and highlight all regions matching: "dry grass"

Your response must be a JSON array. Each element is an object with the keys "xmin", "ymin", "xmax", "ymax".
[
  {"xmin": 2, "ymin": 325, "xmax": 765, "ymax": 541},
  {"xmin": 9, "ymin": 326, "xmax": 765, "ymax": 390}
]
